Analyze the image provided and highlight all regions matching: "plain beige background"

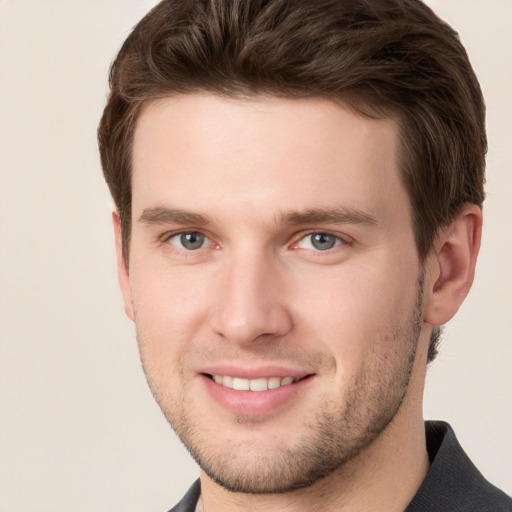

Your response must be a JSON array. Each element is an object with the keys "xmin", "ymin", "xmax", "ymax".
[{"xmin": 0, "ymin": 1, "xmax": 510, "ymax": 510}]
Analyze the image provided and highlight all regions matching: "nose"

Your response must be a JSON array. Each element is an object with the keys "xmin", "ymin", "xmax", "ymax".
[{"xmin": 210, "ymin": 250, "xmax": 293, "ymax": 345}]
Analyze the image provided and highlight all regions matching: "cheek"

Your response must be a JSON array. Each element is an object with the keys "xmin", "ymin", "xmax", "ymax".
[
  {"xmin": 132, "ymin": 261, "xmax": 210, "ymax": 319},
  {"xmin": 292, "ymin": 261, "xmax": 420, "ymax": 361},
  {"xmin": 131, "ymin": 275, "xmax": 202, "ymax": 403},
  {"xmin": 129, "ymin": 267, "xmax": 212, "ymax": 367}
]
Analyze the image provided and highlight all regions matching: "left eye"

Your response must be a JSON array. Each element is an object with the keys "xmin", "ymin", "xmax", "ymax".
[
  {"xmin": 296, "ymin": 232, "xmax": 343, "ymax": 251},
  {"xmin": 167, "ymin": 232, "xmax": 210, "ymax": 250}
]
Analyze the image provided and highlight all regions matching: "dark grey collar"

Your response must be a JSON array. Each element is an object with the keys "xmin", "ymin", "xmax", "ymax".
[{"xmin": 405, "ymin": 421, "xmax": 511, "ymax": 511}]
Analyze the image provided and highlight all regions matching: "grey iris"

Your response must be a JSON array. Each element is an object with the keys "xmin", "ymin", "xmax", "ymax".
[
  {"xmin": 181, "ymin": 232, "xmax": 205, "ymax": 250},
  {"xmin": 311, "ymin": 233, "xmax": 336, "ymax": 250}
]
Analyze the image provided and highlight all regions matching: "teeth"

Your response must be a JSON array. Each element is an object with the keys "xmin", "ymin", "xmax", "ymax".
[
  {"xmin": 212, "ymin": 375, "xmax": 298, "ymax": 391},
  {"xmin": 249, "ymin": 378, "xmax": 268, "ymax": 392},
  {"xmin": 268, "ymin": 377, "xmax": 281, "ymax": 389},
  {"xmin": 233, "ymin": 377, "xmax": 250, "ymax": 391}
]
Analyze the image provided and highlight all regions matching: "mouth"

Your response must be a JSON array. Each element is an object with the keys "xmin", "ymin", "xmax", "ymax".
[
  {"xmin": 205, "ymin": 374, "xmax": 311, "ymax": 391},
  {"xmin": 202, "ymin": 371, "xmax": 315, "ymax": 415}
]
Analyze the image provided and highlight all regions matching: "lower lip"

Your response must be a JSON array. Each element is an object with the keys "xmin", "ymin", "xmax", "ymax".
[{"xmin": 202, "ymin": 375, "xmax": 313, "ymax": 416}]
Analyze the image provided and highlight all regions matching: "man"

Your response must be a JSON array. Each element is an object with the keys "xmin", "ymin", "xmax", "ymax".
[{"xmin": 98, "ymin": 0, "xmax": 511, "ymax": 510}]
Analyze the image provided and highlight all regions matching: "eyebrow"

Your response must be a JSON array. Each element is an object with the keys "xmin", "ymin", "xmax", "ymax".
[
  {"xmin": 138, "ymin": 205, "xmax": 379, "ymax": 228},
  {"xmin": 282, "ymin": 207, "xmax": 380, "ymax": 227},
  {"xmin": 138, "ymin": 207, "xmax": 210, "ymax": 226}
]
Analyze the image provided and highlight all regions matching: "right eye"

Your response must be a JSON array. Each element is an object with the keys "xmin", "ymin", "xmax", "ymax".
[{"xmin": 167, "ymin": 232, "xmax": 210, "ymax": 250}]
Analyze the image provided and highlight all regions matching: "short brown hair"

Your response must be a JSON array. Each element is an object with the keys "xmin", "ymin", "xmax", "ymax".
[{"xmin": 98, "ymin": 0, "xmax": 486, "ymax": 362}]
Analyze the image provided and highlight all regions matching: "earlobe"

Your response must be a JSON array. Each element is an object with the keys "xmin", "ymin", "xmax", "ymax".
[
  {"xmin": 424, "ymin": 204, "xmax": 482, "ymax": 326},
  {"xmin": 113, "ymin": 211, "xmax": 135, "ymax": 321}
]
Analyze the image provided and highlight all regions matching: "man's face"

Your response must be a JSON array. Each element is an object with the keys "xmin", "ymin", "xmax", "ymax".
[{"xmin": 120, "ymin": 93, "xmax": 429, "ymax": 493}]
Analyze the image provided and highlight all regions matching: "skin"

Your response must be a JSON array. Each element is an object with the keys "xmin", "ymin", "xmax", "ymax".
[{"xmin": 115, "ymin": 93, "xmax": 482, "ymax": 511}]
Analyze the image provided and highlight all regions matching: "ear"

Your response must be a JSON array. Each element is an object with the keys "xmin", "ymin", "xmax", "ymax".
[
  {"xmin": 424, "ymin": 204, "xmax": 482, "ymax": 326},
  {"xmin": 113, "ymin": 211, "xmax": 135, "ymax": 321}
]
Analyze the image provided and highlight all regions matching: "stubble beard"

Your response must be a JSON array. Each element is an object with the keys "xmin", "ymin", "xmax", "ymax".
[{"xmin": 138, "ymin": 277, "xmax": 424, "ymax": 495}]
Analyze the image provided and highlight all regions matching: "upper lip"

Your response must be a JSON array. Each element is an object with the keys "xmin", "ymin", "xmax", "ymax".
[{"xmin": 200, "ymin": 365, "xmax": 312, "ymax": 380}]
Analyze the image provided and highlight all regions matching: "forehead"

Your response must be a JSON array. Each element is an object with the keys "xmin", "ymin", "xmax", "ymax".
[{"xmin": 131, "ymin": 93, "xmax": 407, "ymax": 227}]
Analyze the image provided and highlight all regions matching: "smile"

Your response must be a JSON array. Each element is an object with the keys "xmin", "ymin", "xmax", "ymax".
[
  {"xmin": 210, "ymin": 375, "xmax": 299, "ymax": 391},
  {"xmin": 203, "ymin": 372, "xmax": 314, "ymax": 415}
]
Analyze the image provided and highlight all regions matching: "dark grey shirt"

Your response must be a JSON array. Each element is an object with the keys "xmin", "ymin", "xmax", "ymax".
[{"xmin": 169, "ymin": 421, "xmax": 512, "ymax": 511}]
